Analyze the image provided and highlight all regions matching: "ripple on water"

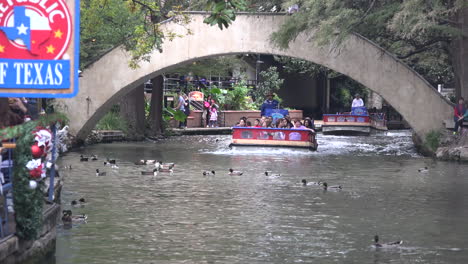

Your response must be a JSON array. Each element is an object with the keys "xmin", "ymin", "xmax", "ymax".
[{"xmin": 50, "ymin": 130, "xmax": 468, "ymax": 264}]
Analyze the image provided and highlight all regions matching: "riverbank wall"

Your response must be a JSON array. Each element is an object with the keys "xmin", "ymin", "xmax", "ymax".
[
  {"xmin": 435, "ymin": 129, "xmax": 468, "ymax": 161},
  {"xmin": 0, "ymin": 203, "xmax": 61, "ymax": 264},
  {"xmin": 413, "ymin": 128, "xmax": 468, "ymax": 162},
  {"xmin": 0, "ymin": 178, "xmax": 63, "ymax": 264}
]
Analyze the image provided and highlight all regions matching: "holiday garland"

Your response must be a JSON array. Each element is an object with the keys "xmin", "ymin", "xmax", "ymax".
[{"xmin": 0, "ymin": 113, "xmax": 68, "ymax": 240}]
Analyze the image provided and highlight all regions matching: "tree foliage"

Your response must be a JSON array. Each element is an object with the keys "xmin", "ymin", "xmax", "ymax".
[
  {"xmin": 270, "ymin": 0, "xmax": 466, "ymax": 86},
  {"xmin": 80, "ymin": 0, "xmax": 248, "ymax": 68},
  {"xmin": 170, "ymin": 56, "xmax": 248, "ymax": 77},
  {"xmin": 80, "ymin": 0, "xmax": 142, "ymax": 67},
  {"xmin": 254, "ymin": 66, "xmax": 284, "ymax": 104},
  {"xmin": 203, "ymin": 0, "xmax": 248, "ymax": 29}
]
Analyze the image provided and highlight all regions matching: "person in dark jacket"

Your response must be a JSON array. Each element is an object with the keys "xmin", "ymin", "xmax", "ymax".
[
  {"xmin": 454, "ymin": 97, "xmax": 466, "ymax": 134},
  {"xmin": 260, "ymin": 93, "xmax": 279, "ymax": 116},
  {"xmin": 0, "ymin": 98, "xmax": 23, "ymax": 127}
]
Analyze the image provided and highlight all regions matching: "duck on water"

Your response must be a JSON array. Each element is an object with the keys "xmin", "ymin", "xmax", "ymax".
[
  {"xmin": 141, "ymin": 168, "xmax": 158, "ymax": 176},
  {"xmin": 96, "ymin": 169, "xmax": 106, "ymax": 176},
  {"xmin": 62, "ymin": 210, "xmax": 87, "ymax": 225},
  {"xmin": 228, "ymin": 169, "xmax": 243, "ymax": 176},
  {"xmin": 373, "ymin": 235, "xmax": 403, "ymax": 248}
]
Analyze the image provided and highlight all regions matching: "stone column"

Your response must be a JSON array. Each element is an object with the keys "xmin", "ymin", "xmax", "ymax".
[
  {"xmin": 367, "ymin": 90, "xmax": 383, "ymax": 110},
  {"xmin": 149, "ymin": 75, "xmax": 164, "ymax": 136},
  {"xmin": 120, "ymin": 84, "xmax": 145, "ymax": 140},
  {"xmin": 325, "ymin": 77, "xmax": 331, "ymax": 113}
]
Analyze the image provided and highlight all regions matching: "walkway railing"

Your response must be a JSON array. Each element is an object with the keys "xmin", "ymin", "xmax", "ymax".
[
  {"xmin": 0, "ymin": 141, "xmax": 15, "ymax": 238},
  {"xmin": 0, "ymin": 123, "xmax": 60, "ymax": 239}
]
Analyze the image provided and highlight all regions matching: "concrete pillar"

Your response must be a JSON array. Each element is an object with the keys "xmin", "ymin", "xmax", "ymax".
[
  {"xmin": 325, "ymin": 77, "xmax": 331, "ymax": 113},
  {"xmin": 149, "ymin": 75, "xmax": 164, "ymax": 136},
  {"xmin": 120, "ymin": 84, "xmax": 145, "ymax": 140},
  {"xmin": 367, "ymin": 90, "xmax": 383, "ymax": 109}
]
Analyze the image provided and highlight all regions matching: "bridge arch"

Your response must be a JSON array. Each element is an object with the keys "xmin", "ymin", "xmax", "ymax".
[{"xmin": 60, "ymin": 13, "xmax": 452, "ymax": 140}]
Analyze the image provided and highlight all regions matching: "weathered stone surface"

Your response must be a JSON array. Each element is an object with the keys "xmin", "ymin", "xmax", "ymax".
[
  {"xmin": 40, "ymin": 204, "xmax": 60, "ymax": 237},
  {"xmin": 57, "ymin": 13, "xmax": 452, "ymax": 141},
  {"xmin": 0, "ymin": 236, "xmax": 18, "ymax": 263},
  {"xmin": 436, "ymin": 147, "xmax": 450, "ymax": 160},
  {"xmin": 433, "ymin": 128, "xmax": 468, "ymax": 161},
  {"xmin": 460, "ymin": 147, "xmax": 468, "ymax": 161},
  {"xmin": 85, "ymin": 130, "xmax": 102, "ymax": 145},
  {"xmin": 15, "ymin": 230, "xmax": 56, "ymax": 264},
  {"xmin": 0, "ymin": 192, "xmax": 61, "ymax": 264}
]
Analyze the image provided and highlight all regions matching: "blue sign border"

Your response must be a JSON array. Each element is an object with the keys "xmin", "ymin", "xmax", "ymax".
[{"xmin": 0, "ymin": 0, "xmax": 80, "ymax": 98}]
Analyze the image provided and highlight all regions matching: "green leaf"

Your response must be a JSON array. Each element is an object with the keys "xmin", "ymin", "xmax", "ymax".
[
  {"xmin": 210, "ymin": 87, "xmax": 222, "ymax": 94},
  {"xmin": 173, "ymin": 110, "xmax": 187, "ymax": 122}
]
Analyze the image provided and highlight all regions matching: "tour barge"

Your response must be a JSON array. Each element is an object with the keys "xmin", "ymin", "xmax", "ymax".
[
  {"xmin": 322, "ymin": 107, "xmax": 387, "ymax": 135},
  {"xmin": 230, "ymin": 127, "xmax": 318, "ymax": 151}
]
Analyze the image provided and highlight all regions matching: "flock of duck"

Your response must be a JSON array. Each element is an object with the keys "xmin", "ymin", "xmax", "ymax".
[
  {"xmin": 61, "ymin": 197, "xmax": 87, "ymax": 228},
  {"xmin": 64, "ymin": 154, "xmax": 428, "ymax": 248}
]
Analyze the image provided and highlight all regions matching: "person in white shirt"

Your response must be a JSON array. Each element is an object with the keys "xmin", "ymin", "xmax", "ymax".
[
  {"xmin": 351, "ymin": 94, "xmax": 364, "ymax": 108},
  {"xmin": 176, "ymin": 90, "xmax": 187, "ymax": 128}
]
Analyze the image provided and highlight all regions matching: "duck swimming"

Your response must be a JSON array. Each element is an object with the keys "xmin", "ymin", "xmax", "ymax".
[
  {"xmin": 265, "ymin": 171, "xmax": 281, "ymax": 177},
  {"xmin": 203, "ymin": 170, "xmax": 216, "ymax": 176},
  {"xmin": 104, "ymin": 159, "xmax": 117, "ymax": 166},
  {"xmin": 91, "ymin": 155, "xmax": 98, "ymax": 161},
  {"xmin": 229, "ymin": 169, "xmax": 243, "ymax": 176},
  {"xmin": 62, "ymin": 210, "xmax": 87, "ymax": 224},
  {"xmin": 134, "ymin": 160, "xmax": 157, "ymax": 165},
  {"xmin": 155, "ymin": 167, "xmax": 173, "ymax": 176},
  {"xmin": 373, "ymin": 235, "xmax": 403, "ymax": 248},
  {"xmin": 301, "ymin": 179, "xmax": 322, "ymax": 186},
  {"xmin": 418, "ymin": 167, "xmax": 428, "ymax": 173},
  {"xmin": 71, "ymin": 198, "xmax": 86, "ymax": 207},
  {"xmin": 80, "ymin": 155, "xmax": 88, "ymax": 162},
  {"xmin": 155, "ymin": 161, "xmax": 175, "ymax": 169},
  {"xmin": 141, "ymin": 168, "xmax": 158, "ymax": 176},
  {"xmin": 96, "ymin": 169, "xmax": 106, "ymax": 176},
  {"xmin": 323, "ymin": 182, "xmax": 342, "ymax": 190}
]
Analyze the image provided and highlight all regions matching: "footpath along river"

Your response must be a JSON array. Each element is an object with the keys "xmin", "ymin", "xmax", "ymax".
[{"xmin": 42, "ymin": 130, "xmax": 468, "ymax": 263}]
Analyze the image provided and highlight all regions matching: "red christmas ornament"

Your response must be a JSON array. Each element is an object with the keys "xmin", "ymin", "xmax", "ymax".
[
  {"xmin": 29, "ymin": 167, "xmax": 42, "ymax": 179},
  {"xmin": 31, "ymin": 144, "xmax": 44, "ymax": 158}
]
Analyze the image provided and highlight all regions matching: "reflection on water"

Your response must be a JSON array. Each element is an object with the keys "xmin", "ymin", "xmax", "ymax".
[{"xmin": 47, "ymin": 130, "xmax": 468, "ymax": 264}]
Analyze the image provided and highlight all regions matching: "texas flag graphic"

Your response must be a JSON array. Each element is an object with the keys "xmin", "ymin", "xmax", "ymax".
[{"xmin": 0, "ymin": 6, "xmax": 52, "ymax": 55}]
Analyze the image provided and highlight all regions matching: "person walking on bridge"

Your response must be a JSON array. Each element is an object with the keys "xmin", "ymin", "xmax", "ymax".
[{"xmin": 454, "ymin": 97, "xmax": 466, "ymax": 135}]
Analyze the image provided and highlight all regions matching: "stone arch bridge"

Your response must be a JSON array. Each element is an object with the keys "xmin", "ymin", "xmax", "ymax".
[{"xmin": 59, "ymin": 13, "xmax": 453, "ymax": 140}]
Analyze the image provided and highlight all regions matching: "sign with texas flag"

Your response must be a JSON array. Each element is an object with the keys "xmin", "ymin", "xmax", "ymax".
[{"xmin": 0, "ymin": 0, "xmax": 79, "ymax": 98}]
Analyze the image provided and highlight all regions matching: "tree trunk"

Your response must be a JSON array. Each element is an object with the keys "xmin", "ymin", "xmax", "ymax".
[
  {"xmin": 149, "ymin": 75, "xmax": 164, "ymax": 136},
  {"xmin": 120, "ymin": 84, "xmax": 145, "ymax": 140},
  {"xmin": 452, "ymin": 7, "xmax": 468, "ymax": 101}
]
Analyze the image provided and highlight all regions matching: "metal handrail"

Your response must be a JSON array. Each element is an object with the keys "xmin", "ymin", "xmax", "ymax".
[{"xmin": 0, "ymin": 143, "xmax": 14, "ymax": 238}]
